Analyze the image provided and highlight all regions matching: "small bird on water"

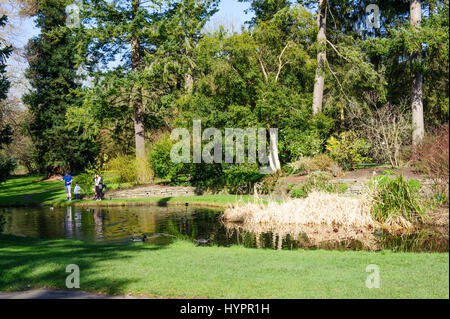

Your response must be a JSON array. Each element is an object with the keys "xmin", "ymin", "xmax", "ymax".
[
  {"xmin": 130, "ymin": 234, "xmax": 147, "ymax": 242},
  {"xmin": 194, "ymin": 236, "xmax": 210, "ymax": 245}
]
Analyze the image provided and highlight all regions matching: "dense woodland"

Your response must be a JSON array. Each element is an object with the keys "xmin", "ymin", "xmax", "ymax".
[{"xmin": 0, "ymin": 0, "xmax": 448, "ymax": 193}]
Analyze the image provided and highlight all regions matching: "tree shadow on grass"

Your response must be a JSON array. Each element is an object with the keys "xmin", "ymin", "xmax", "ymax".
[{"xmin": 0, "ymin": 234, "xmax": 166, "ymax": 295}]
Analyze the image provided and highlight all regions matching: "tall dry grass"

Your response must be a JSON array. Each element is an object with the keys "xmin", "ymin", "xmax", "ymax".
[{"xmin": 222, "ymin": 191, "xmax": 375, "ymax": 229}]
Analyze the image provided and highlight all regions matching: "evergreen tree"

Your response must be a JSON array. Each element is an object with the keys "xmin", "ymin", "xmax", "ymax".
[
  {"xmin": 23, "ymin": 0, "xmax": 97, "ymax": 174},
  {"xmin": 0, "ymin": 14, "xmax": 15, "ymax": 183},
  {"xmin": 1, "ymin": 14, "xmax": 12, "ymax": 148}
]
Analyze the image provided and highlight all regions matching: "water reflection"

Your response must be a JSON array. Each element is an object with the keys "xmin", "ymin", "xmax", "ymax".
[{"xmin": 0, "ymin": 206, "xmax": 447, "ymax": 252}]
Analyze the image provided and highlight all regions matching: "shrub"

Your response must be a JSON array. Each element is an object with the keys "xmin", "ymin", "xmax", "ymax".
[
  {"xmin": 221, "ymin": 164, "xmax": 264, "ymax": 194},
  {"xmin": 258, "ymin": 169, "xmax": 282, "ymax": 194},
  {"xmin": 326, "ymin": 131, "xmax": 371, "ymax": 170},
  {"xmin": 303, "ymin": 171, "xmax": 334, "ymax": 193},
  {"xmin": 149, "ymin": 135, "xmax": 187, "ymax": 182},
  {"xmin": 107, "ymin": 153, "xmax": 138, "ymax": 184},
  {"xmin": 288, "ymin": 154, "xmax": 341, "ymax": 176},
  {"xmin": 337, "ymin": 183, "xmax": 348, "ymax": 194},
  {"xmin": 74, "ymin": 172, "xmax": 94, "ymax": 196},
  {"xmin": 287, "ymin": 156, "xmax": 315, "ymax": 175},
  {"xmin": 370, "ymin": 175, "xmax": 426, "ymax": 225},
  {"xmin": 358, "ymin": 104, "xmax": 411, "ymax": 167},
  {"xmin": 0, "ymin": 155, "xmax": 16, "ymax": 184},
  {"xmin": 286, "ymin": 130, "xmax": 324, "ymax": 159},
  {"xmin": 290, "ymin": 186, "xmax": 307, "ymax": 198},
  {"xmin": 411, "ymin": 124, "xmax": 449, "ymax": 204}
]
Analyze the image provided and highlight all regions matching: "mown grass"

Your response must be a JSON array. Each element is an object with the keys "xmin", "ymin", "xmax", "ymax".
[
  {"xmin": 0, "ymin": 234, "xmax": 447, "ymax": 298},
  {"xmin": 0, "ymin": 175, "xmax": 263, "ymax": 208},
  {"xmin": 0, "ymin": 175, "xmax": 66, "ymax": 206}
]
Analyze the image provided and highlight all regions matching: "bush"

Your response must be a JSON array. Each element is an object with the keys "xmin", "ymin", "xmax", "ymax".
[
  {"xmin": 107, "ymin": 153, "xmax": 138, "ymax": 184},
  {"xmin": 149, "ymin": 135, "xmax": 188, "ymax": 182},
  {"xmin": 221, "ymin": 164, "xmax": 264, "ymax": 194},
  {"xmin": 326, "ymin": 131, "xmax": 371, "ymax": 170},
  {"xmin": 370, "ymin": 175, "xmax": 426, "ymax": 224},
  {"xmin": 288, "ymin": 154, "xmax": 342, "ymax": 177},
  {"xmin": 285, "ymin": 130, "xmax": 324, "ymax": 159},
  {"xmin": 302, "ymin": 171, "xmax": 334, "ymax": 193},
  {"xmin": 290, "ymin": 186, "xmax": 307, "ymax": 198},
  {"xmin": 287, "ymin": 156, "xmax": 315, "ymax": 175},
  {"xmin": 0, "ymin": 155, "xmax": 16, "ymax": 184},
  {"xmin": 258, "ymin": 169, "xmax": 282, "ymax": 194},
  {"xmin": 74, "ymin": 172, "xmax": 94, "ymax": 197},
  {"xmin": 411, "ymin": 124, "xmax": 449, "ymax": 204}
]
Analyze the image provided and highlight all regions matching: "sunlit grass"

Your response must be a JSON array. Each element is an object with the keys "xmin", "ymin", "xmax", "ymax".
[{"xmin": 0, "ymin": 234, "xmax": 447, "ymax": 298}]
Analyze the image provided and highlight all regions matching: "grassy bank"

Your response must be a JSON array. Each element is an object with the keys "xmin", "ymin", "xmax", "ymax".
[
  {"xmin": 0, "ymin": 234, "xmax": 447, "ymax": 298},
  {"xmin": 0, "ymin": 176, "xmax": 259, "ymax": 208}
]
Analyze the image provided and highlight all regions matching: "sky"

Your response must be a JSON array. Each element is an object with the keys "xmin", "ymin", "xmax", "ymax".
[
  {"xmin": 18, "ymin": 0, "xmax": 253, "ymax": 45},
  {"xmin": 4, "ymin": 0, "xmax": 253, "ymax": 103}
]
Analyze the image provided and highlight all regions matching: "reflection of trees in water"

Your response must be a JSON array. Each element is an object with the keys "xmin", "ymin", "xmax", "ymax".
[
  {"xmin": 222, "ymin": 222, "xmax": 449, "ymax": 252},
  {"xmin": 65, "ymin": 206, "xmax": 73, "ymax": 239},
  {"xmin": 92, "ymin": 208, "xmax": 103, "ymax": 240},
  {"xmin": 0, "ymin": 212, "xmax": 6, "ymax": 232},
  {"xmin": 223, "ymin": 222, "xmax": 378, "ymax": 250},
  {"xmin": 162, "ymin": 209, "xmax": 223, "ymax": 242}
]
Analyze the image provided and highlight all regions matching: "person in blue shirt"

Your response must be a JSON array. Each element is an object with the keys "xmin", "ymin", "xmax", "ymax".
[{"xmin": 61, "ymin": 172, "xmax": 73, "ymax": 201}]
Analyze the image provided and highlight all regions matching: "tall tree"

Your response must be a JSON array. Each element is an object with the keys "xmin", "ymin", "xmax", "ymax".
[
  {"xmin": 23, "ymin": 0, "xmax": 98, "ymax": 174},
  {"xmin": 0, "ymin": 13, "xmax": 16, "ymax": 182},
  {"xmin": 312, "ymin": 0, "xmax": 326, "ymax": 114},
  {"xmin": 0, "ymin": 14, "xmax": 12, "ymax": 147},
  {"xmin": 77, "ymin": 0, "xmax": 218, "ymax": 180},
  {"xmin": 239, "ymin": 0, "xmax": 291, "ymax": 26},
  {"xmin": 410, "ymin": 0, "xmax": 424, "ymax": 145}
]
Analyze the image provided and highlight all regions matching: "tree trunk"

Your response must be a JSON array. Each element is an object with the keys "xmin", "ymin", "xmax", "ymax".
[
  {"xmin": 410, "ymin": 0, "xmax": 424, "ymax": 146},
  {"xmin": 312, "ymin": 0, "xmax": 327, "ymax": 115},
  {"xmin": 131, "ymin": 0, "xmax": 146, "ymax": 164},
  {"xmin": 268, "ymin": 128, "xmax": 281, "ymax": 172}
]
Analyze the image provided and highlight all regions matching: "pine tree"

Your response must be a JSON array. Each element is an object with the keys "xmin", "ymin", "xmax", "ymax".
[{"xmin": 23, "ymin": 0, "xmax": 97, "ymax": 174}]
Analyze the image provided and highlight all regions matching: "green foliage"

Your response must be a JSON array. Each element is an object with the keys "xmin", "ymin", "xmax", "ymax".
[
  {"xmin": 0, "ymin": 15, "xmax": 11, "ymax": 102},
  {"xmin": 337, "ymin": 182, "xmax": 349, "ymax": 194},
  {"xmin": 220, "ymin": 164, "xmax": 264, "ymax": 194},
  {"xmin": 288, "ymin": 154, "xmax": 340, "ymax": 176},
  {"xmin": 22, "ymin": 1, "xmax": 98, "ymax": 174},
  {"xmin": 286, "ymin": 130, "xmax": 324, "ymax": 158},
  {"xmin": 149, "ymin": 135, "xmax": 187, "ymax": 182},
  {"xmin": 302, "ymin": 171, "xmax": 334, "ymax": 193},
  {"xmin": 326, "ymin": 131, "xmax": 371, "ymax": 170},
  {"xmin": 290, "ymin": 186, "xmax": 307, "ymax": 198},
  {"xmin": 0, "ymin": 155, "xmax": 16, "ymax": 184},
  {"xmin": 258, "ymin": 170, "xmax": 282, "ymax": 194},
  {"xmin": 107, "ymin": 154, "xmax": 138, "ymax": 184},
  {"xmin": 370, "ymin": 175, "xmax": 426, "ymax": 224}
]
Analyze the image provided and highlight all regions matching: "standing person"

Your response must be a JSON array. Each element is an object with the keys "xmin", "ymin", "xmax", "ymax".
[
  {"xmin": 93, "ymin": 174, "xmax": 103, "ymax": 201},
  {"xmin": 74, "ymin": 183, "xmax": 82, "ymax": 200},
  {"xmin": 61, "ymin": 172, "xmax": 73, "ymax": 201}
]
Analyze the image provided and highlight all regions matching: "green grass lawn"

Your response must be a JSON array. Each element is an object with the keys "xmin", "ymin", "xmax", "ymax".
[
  {"xmin": 0, "ymin": 175, "xmax": 66, "ymax": 206},
  {"xmin": 0, "ymin": 175, "xmax": 262, "ymax": 207},
  {"xmin": 0, "ymin": 234, "xmax": 447, "ymax": 298}
]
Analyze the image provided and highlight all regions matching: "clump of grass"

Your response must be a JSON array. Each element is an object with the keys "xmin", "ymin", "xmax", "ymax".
[
  {"xmin": 222, "ymin": 191, "xmax": 374, "ymax": 229},
  {"xmin": 290, "ymin": 186, "xmax": 307, "ymax": 198},
  {"xmin": 369, "ymin": 175, "xmax": 427, "ymax": 227},
  {"xmin": 289, "ymin": 172, "xmax": 348, "ymax": 198},
  {"xmin": 288, "ymin": 154, "xmax": 342, "ymax": 177}
]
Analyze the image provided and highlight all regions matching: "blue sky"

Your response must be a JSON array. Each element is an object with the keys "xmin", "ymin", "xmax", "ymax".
[{"xmin": 20, "ymin": 0, "xmax": 252, "ymax": 44}]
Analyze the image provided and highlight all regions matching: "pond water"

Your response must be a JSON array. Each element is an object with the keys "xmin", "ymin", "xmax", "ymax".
[{"xmin": 0, "ymin": 206, "xmax": 448, "ymax": 252}]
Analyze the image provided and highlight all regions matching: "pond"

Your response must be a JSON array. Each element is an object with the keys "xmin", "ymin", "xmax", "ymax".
[{"xmin": 0, "ymin": 206, "xmax": 448, "ymax": 252}]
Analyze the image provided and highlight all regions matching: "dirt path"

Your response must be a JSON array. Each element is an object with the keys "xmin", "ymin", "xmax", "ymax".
[{"xmin": 0, "ymin": 288, "xmax": 148, "ymax": 299}]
